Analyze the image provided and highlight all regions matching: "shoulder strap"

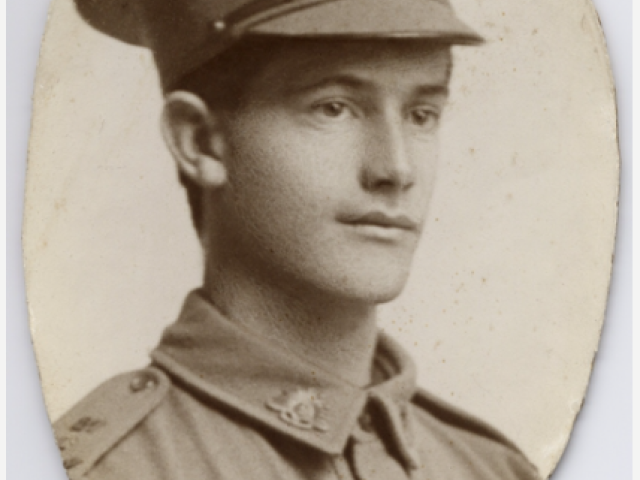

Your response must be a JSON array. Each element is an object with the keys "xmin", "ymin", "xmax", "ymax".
[
  {"xmin": 412, "ymin": 387, "xmax": 522, "ymax": 452},
  {"xmin": 53, "ymin": 367, "xmax": 170, "ymax": 479},
  {"xmin": 413, "ymin": 388, "xmax": 541, "ymax": 478}
]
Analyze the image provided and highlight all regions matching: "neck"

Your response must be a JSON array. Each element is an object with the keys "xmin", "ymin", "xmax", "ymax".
[{"xmin": 202, "ymin": 262, "xmax": 379, "ymax": 387}]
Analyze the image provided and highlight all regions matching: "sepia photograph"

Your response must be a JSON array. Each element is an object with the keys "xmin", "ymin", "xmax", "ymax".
[{"xmin": 8, "ymin": 0, "xmax": 631, "ymax": 479}]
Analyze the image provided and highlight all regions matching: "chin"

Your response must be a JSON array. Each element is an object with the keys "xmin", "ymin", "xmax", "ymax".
[
  {"xmin": 361, "ymin": 278, "xmax": 410, "ymax": 305},
  {"xmin": 324, "ymin": 262, "xmax": 413, "ymax": 306}
]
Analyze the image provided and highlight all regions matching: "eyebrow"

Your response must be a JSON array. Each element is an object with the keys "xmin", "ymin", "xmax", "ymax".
[
  {"xmin": 414, "ymin": 85, "xmax": 450, "ymax": 97},
  {"xmin": 287, "ymin": 74, "xmax": 371, "ymax": 95},
  {"xmin": 286, "ymin": 74, "xmax": 449, "ymax": 98}
]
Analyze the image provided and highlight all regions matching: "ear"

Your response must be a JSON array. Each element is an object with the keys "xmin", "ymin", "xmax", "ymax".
[{"xmin": 161, "ymin": 91, "xmax": 228, "ymax": 188}]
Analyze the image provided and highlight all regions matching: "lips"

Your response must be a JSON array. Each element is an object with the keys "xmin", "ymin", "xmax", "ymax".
[{"xmin": 337, "ymin": 211, "xmax": 419, "ymax": 231}]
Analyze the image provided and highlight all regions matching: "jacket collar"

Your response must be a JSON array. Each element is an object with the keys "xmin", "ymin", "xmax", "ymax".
[{"xmin": 150, "ymin": 290, "xmax": 418, "ymax": 456}]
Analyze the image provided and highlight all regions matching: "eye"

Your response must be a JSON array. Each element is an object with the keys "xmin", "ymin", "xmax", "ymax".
[
  {"xmin": 313, "ymin": 101, "xmax": 351, "ymax": 119},
  {"xmin": 409, "ymin": 108, "xmax": 440, "ymax": 130}
]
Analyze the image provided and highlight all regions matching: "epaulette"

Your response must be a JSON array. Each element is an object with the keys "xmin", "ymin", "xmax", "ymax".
[
  {"xmin": 412, "ymin": 387, "xmax": 525, "ymax": 454},
  {"xmin": 53, "ymin": 366, "xmax": 171, "ymax": 479}
]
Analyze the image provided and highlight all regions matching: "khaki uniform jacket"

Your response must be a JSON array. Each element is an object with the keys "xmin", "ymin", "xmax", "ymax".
[{"xmin": 54, "ymin": 291, "xmax": 541, "ymax": 480}]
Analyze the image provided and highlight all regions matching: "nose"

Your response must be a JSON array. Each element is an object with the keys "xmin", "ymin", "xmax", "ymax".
[{"xmin": 360, "ymin": 114, "xmax": 415, "ymax": 193}]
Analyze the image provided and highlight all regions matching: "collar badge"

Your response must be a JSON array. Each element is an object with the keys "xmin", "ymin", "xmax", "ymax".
[{"xmin": 266, "ymin": 388, "xmax": 329, "ymax": 432}]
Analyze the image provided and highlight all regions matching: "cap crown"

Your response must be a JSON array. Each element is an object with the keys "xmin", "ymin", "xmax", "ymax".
[{"xmin": 75, "ymin": 0, "xmax": 483, "ymax": 90}]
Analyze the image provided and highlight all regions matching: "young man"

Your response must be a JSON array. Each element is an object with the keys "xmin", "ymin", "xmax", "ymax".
[{"xmin": 54, "ymin": 1, "xmax": 541, "ymax": 479}]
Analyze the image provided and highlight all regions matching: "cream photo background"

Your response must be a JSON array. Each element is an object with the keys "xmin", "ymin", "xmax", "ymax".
[{"xmin": 23, "ymin": 0, "xmax": 619, "ymax": 477}]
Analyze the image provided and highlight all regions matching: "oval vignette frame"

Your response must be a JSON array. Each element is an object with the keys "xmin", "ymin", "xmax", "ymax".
[{"xmin": 21, "ymin": 0, "xmax": 621, "ymax": 478}]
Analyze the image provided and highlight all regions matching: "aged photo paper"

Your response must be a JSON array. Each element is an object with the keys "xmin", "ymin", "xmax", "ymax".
[{"xmin": 22, "ymin": 0, "xmax": 620, "ymax": 478}]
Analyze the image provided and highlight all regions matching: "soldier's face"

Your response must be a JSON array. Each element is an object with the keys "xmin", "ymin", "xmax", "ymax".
[{"xmin": 211, "ymin": 40, "xmax": 451, "ymax": 304}]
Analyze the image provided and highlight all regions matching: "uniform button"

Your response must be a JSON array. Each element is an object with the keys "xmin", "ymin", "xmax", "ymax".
[
  {"xmin": 358, "ymin": 412, "xmax": 375, "ymax": 433},
  {"xmin": 129, "ymin": 371, "xmax": 159, "ymax": 393}
]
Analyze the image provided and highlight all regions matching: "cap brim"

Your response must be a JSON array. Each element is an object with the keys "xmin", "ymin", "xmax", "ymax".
[
  {"xmin": 242, "ymin": 0, "xmax": 484, "ymax": 45},
  {"xmin": 75, "ymin": 0, "xmax": 144, "ymax": 46}
]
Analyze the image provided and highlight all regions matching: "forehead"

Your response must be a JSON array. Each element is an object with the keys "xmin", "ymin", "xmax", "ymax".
[{"xmin": 246, "ymin": 39, "xmax": 453, "ymax": 94}]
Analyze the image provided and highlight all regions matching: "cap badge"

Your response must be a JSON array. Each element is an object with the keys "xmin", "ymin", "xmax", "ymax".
[
  {"xmin": 266, "ymin": 388, "xmax": 329, "ymax": 432},
  {"xmin": 70, "ymin": 416, "xmax": 106, "ymax": 433}
]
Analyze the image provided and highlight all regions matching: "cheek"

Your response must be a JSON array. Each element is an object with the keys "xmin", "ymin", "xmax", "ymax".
[
  {"xmin": 219, "ymin": 126, "xmax": 323, "ymax": 259},
  {"xmin": 410, "ymin": 138, "xmax": 440, "ymax": 200},
  {"xmin": 226, "ymin": 115, "xmax": 360, "ymax": 219}
]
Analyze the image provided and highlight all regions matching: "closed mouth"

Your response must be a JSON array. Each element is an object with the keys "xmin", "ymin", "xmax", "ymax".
[{"xmin": 337, "ymin": 211, "xmax": 418, "ymax": 231}]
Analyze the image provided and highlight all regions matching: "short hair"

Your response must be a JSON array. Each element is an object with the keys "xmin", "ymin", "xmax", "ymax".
[{"xmin": 168, "ymin": 36, "xmax": 287, "ymax": 234}]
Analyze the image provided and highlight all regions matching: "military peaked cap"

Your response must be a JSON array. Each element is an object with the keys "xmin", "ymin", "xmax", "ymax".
[{"xmin": 74, "ymin": 0, "xmax": 484, "ymax": 90}]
